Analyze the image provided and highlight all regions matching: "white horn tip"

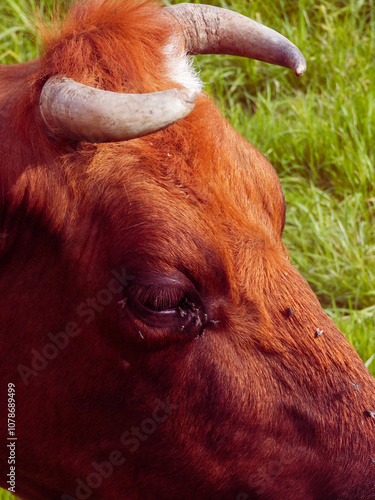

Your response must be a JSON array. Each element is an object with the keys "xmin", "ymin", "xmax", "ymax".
[{"xmin": 295, "ymin": 58, "xmax": 307, "ymax": 77}]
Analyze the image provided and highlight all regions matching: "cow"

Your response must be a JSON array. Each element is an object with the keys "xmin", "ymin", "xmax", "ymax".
[{"xmin": 0, "ymin": 0, "xmax": 374, "ymax": 499}]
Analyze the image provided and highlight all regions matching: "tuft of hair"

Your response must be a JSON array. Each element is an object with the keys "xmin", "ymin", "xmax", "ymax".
[
  {"xmin": 163, "ymin": 36, "xmax": 202, "ymax": 93},
  {"xmin": 39, "ymin": 0, "xmax": 202, "ymax": 94}
]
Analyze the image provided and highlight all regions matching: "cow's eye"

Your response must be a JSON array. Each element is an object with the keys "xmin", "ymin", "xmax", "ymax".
[{"xmin": 123, "ymin": 274, "xmax": 205, "ymax": 334}]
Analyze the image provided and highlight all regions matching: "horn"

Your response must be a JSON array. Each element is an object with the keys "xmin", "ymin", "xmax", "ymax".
[
  {"xmin": 40, "ymin": 76, "xmax": 197, "ymax": 143},
  {"xmin": 164, "ymin": 4, "xmax": 306, "ymax": 77}
]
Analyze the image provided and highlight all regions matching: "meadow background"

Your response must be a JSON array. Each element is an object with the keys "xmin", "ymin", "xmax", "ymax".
[{"xmin": 1, "ymin": 0, "xmax": 374, "ymax": 498}]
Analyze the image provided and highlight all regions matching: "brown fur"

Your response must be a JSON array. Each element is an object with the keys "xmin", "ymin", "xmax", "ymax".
[{"xmin": 0, "ymin": 1, "xmax": 374, "ymax": 499}]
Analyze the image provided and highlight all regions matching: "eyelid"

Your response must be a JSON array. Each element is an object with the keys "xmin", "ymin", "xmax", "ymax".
[
  {"xmin": 126, "ymin": 270, "xmax": 199, "ymax": 302},
  {"xmin": 130, "ymin": 284, "xmax": 184, "ymax": 312},
  {"xmin": 125, "ymin": 287, "xmax": 196, "ymax": 330}
]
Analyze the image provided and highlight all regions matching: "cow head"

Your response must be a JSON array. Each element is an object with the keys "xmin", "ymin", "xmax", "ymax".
[{"xmin": 0, "ymin": 1, "xmax": 374, "ymax": 499}]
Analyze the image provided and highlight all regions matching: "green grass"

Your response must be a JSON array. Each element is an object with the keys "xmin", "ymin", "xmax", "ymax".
[
  {"xmin": 1, "ymin": 0, "xmax": 374, "ymax": 497},
  {"xmin": 0, "ymin": 490, "xmax": 19, "ymax": 500}
]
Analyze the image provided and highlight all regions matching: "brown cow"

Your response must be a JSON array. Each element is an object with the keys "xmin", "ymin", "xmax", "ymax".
[{"xmin": 0, "ymin": 1, "xmax": 374, "ymax": 499}]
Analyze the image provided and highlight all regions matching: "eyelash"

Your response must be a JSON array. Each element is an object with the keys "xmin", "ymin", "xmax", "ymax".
[{"xmin": 130, "ymin": 285, "xmax": 185, "ymax": 312}]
